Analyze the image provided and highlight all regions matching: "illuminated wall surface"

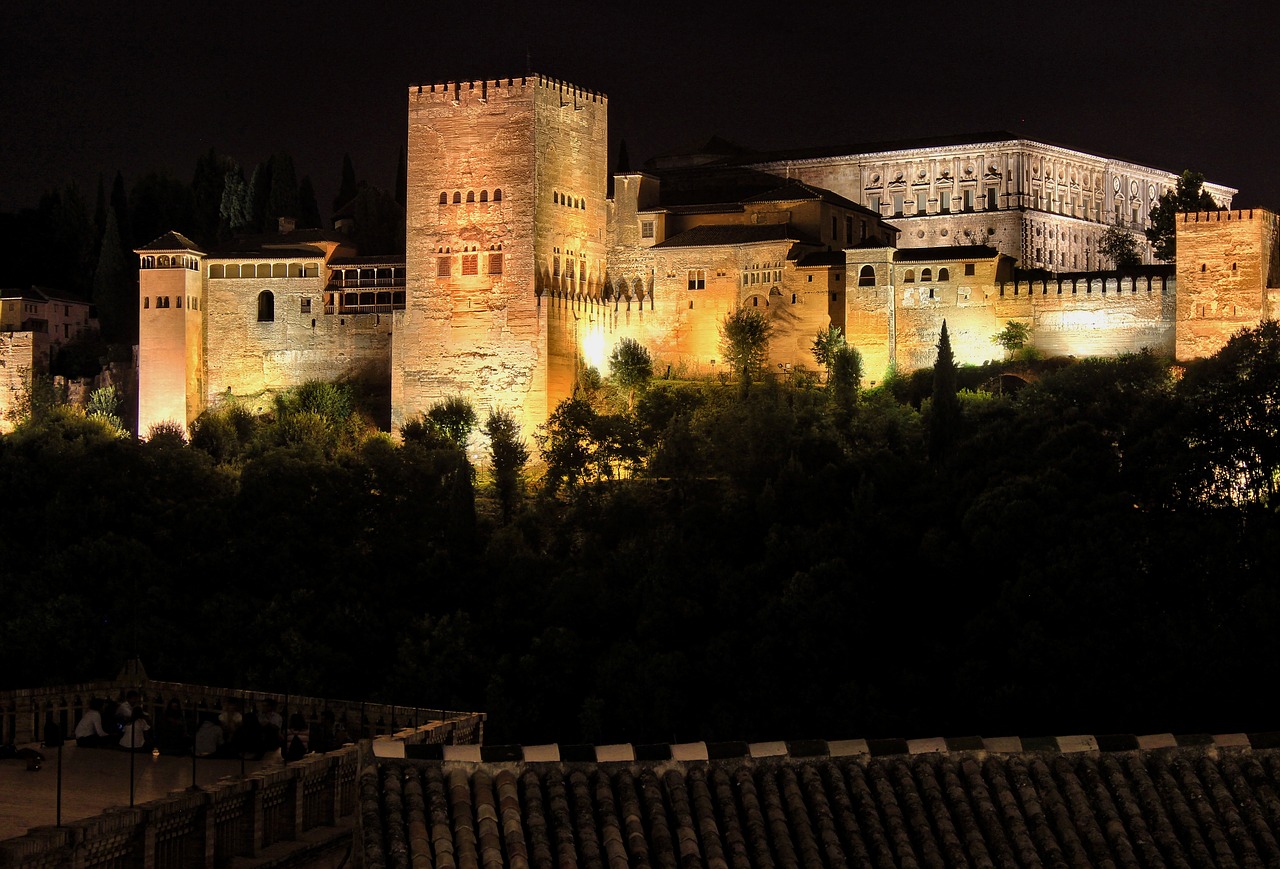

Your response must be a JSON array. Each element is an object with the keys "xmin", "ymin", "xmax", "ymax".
[{"xmin": 127, "ymin": 73, "xmax": 1278, "ymax": 438}]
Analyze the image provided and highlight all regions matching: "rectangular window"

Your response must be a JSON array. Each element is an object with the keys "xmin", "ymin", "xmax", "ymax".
[
  {"xmin": 579, "ymin": 260, "xmax": 586, "ymax": 282},
  {"xmin": 845, "ymin": 217, "xmax": 853, "ymax": 244},
  {"xmin": 869, "ymin": 194, "xmax": 881, "ymax": 213},
  {"xmin": 963, "ymin": 189, "xmax": 975, "ymax": 212},
  {"xmin": 143, "ymin": 297, "xmax": 149, "ymax": 309},
  {"xmin": 462, "ymin": 254, "xmax": 478, "ymax": 276},
  {"xmin": 489, "ymin": 253, "xmax": 503, "ymax": 275},
  {"xmin": 743, "ymin": 274, "xmax": 749, "ymax": 287},
  {"xmin": 939, "ymin": 191, "xmax": 950, "ymax": 214},
  {"xmin": 553, "ymin": 257, "xmax": 560, "ymax": 278},
  {"xmin": 986, "ymin": 187, "xmax": 999, "ymax": 210},
  {"xmin": 687, "ymin": 269, "xmax": 706, "ymax": 290},
  {"xmin": 437, "ymin": 257, "xmax": 451, "ymax": 278},
  {"xmin": 916, "ymin": 196, "xmax": 927, "ymax": 216},
  {"xmin": 892, "ymin": 194, "xmax": 904, "ymax": 217},
  {"xmin": 640, "ymin": 220, "xmax": 654, "ymax": 239},
  {"xmin": 964, "ymin": 263, "xmax": 975, "ymax": 276},
  {"xmin": 301, "ymin": 298, "xmax": 312, "ymax": 314}
]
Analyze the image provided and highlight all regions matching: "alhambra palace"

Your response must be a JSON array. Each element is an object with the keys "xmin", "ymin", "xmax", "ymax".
[{"xmin": 2, "ymin": 74, "xmax": 1277, "ymax": 436}]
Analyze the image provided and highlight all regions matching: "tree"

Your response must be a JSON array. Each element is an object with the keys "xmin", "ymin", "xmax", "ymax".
[
  {"xmin": 334, "ymin": 153, "xmax": 358, "ymax": 213},
  {"xmin": 828, "ymin": 345, "xmax": 862, "ymax": 420},
  {"xmin": 719, "ymin": 308, "xmax": 773, "ymax": 394},
  {"xmin": 265, "ymin": 152, "xmax": 300, "ymax": 232},
  {"xmin": 607, "ymin": 337, "xmax": 653, "ymax": 407},
  {"xmin": 811, "ymin": 324, "xmax": 846, "ymax": 379},
  {"xmin": 1179, "ymin": 320, "xmax": 1280, "ymax": 506},
  {"xmin": 426, "ymin": 396, "xmax": 478, "ymax": 448},
  {"xmin": 219, "ymin": 169, "xmax": 253, "ymax": 234},
  {"xmin": 92, "ymin": 208, "xmax": 133, "ymax": 343},
  {"xmin": 297, "ymin": 176, "xmax": 323, "ymax": 229},
  {"xmin": 929, "ymin": 320, "xmax": 961, "ymax": 461},
  {"xmin": 1146, "ymin": 170, "xmax": 1217, "ymax": 262},
  {"xmin": 992, "ymin": 320, "xmax": 1031, "ymax": 356},
  {"xmin": 483, "ymin": 409, "xmax": 529, "ymax": 521},
  {"xmin": 1100, "ymin": 224, "xmax": 1142, "ymax": 268}
]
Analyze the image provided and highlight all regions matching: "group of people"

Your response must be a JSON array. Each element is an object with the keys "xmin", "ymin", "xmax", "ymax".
[{"xmin": 71, "ymin": 693, "xmax": 353, "ymax": 759}]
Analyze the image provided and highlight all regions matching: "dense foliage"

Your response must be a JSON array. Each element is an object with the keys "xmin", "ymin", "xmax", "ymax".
[{"xmin": 6, "ymin": 327, "xmax": 1280, "ymax": 746}]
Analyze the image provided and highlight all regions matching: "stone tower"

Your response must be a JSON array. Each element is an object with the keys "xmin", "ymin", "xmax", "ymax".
[
  {"xmin": 1175, "ymin": 208, "xmax": 1280, "ymax": 359},
  {"xmin": 136, "ymin": 232, "xmax": 205, "ymax": 437},
  {"xmin": 392, "ymin": 75, "xmax": 609, "ymax": 437}
]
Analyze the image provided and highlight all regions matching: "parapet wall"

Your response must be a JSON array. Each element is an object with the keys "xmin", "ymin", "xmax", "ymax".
[
  {"xmin": 0, "ymin": 746, "xmax": 359, "ymax": 869},
  {"xmin": 0, "ymin": 673, "xmax": 484, "ymax": 748}
]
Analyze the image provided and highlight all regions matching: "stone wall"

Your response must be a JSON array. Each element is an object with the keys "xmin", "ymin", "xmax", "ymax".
[
  {"xmin": 0, "ymin": 331, "xmax": 35, "ymax": 434},
  {"xmin": 1176, "ymin": 208, "xmax": 1280, "ymax": 359},
  {"xmin": 204, "ymin": 274, "xmax": 390, "ymax": 414}
]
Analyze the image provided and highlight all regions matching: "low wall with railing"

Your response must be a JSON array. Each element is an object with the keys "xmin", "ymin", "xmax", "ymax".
[
  {"xmin": 0, "ymin": 668, "xmax": 483, "ymax": 748},
  {"xmin": 0, "ymin": 745, "xmax": 360, "ymax": 869},
  {"xmin": 0, "ymin": 668, "xmax": 484, "ymax": 868}
]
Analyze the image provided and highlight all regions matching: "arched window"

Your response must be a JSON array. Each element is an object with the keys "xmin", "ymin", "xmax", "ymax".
[
  {"xmin": 858, "ymin": 265, "xmax": 876, "ymax": 287},
  {"xmin": 209, "ymin": 264, "xmax": 223, "ymax": 278},
  {"xmin": 938, "ymin": 267, "xmax": 950, "ymax": 281},
  {"xmin": 493, "ymin": 189, "xmax": 502, "ymax": 201},
  {"xmin": 903, "ymin": 269, "xmax": 915, "ymax": 283},
  {"xmin": 439, "ymin": 192, "xmax": 448, "ymax": 205},
  {"xmin": 466, "ymin": 190, "xmax": 475, "ymax": 203},
  {"xmin": 158, "ymin": 255, "xmax": 170, "ymax": 268},
  {"xmin": 921, "ymin": 268, "xmax": 933, "ymax": 281},
  {"xmin": 452, "ymin": 191, "xmax": 461, "ymax": 204},
  {"xmin": 480, "ymin": 190, "xmax": 488, "ymax": 202},
  {"xmin": 257, "ymin": 263, "xmax": 271, "ymax": 278},
  {"xmin": 142, "ymin": 256, "xmax": 155, "ymax": 269},
  {"xmin": 257, "ymin": 291, "xmax": 274, "ymax": 322}
]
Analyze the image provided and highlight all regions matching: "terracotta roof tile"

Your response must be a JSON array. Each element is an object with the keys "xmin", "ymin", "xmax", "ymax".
[
  {"xmin": 649, "ymin": 224, "xmax": 796, "ymax": 249},
  {"xmin": 363, "ymin": 742, "xmax": 1280, "ymax": 869}
]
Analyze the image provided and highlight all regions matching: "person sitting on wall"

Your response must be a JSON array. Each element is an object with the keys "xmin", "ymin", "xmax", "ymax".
[
  {"xmin": 232, "ymin": 709, "xmax": 264, "ymax": 760},
  {"xmin": 260, "ymin": 699, "xmax": 283, "ymax": 754},
  {"xmin": 155, "ymin": 699, "xmax": 188, "ymax": 755},
  {"xmin": 284, "ymin": 713, "xmax": 309, "ymax": 762},
  {"xmin": 115, "ymin": 690, "xmax": 140, "ymax": 727},
  {"xmin": 118, "ymin": 708, "xmax": 151, "ymax": 751},
  {"xmin": 218, "ymin": 698, "xmax": 244, "ymax": 742},
  {"xmin": 74, "ymin": 698, "xmax": 113, "ymax": 747},
  {"xmin": 193, "ymin": 712, "xmax": 225, "ymax": 757}
]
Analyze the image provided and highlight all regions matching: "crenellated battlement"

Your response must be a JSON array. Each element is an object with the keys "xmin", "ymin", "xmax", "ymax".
[
  {"xmin": 1181, "ymin": 208, "xmax": 1266, "ymax": 222},
  {"xmin": 409, "ymin": 74, "xmax": 606, "ymax": 104}
]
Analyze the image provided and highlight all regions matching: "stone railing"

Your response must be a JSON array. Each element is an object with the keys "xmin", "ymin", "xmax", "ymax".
[
  {"xmin": 0, "ymin": 746, "xmax": 360, "ymax": 869},
  {"xmin": 0, "ymin": 664, "xmax": 483, "ymax": 748}
]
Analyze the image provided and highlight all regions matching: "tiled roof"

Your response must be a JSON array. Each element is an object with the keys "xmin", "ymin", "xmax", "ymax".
[
  {"xmin": 895, "ymin": 245, "xmax": 1000, "ymax": 262},
  {"xmin": 361, "ymin": 733, "xmax": 1280, "ymax": 869},
  {"xmin": 207, "ymin": 229, "xmax": 350, "ymax": 258},
  {"xmin": 796, "ymin": 251, "xmax": 846, "ymax": 268},
  {"xmin": 0, "ymin": 285, "xmax": 90, "ymax": 304},
  {"xmin": 329, "ymin": 255, "xmax": 408, "ymax": 267},
  {"xmin": 742, "ymin": 182, "xmax": 869, "ymax": 216},
  {"xmin": 651, "ymin": 224, "xmax": 799, "ymax": 249},
  {"xmin": 135, "ymin": 230, "xmax": 203, "ymax": 253}
]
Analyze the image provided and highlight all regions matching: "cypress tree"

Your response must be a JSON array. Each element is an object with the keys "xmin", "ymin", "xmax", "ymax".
[
  {"xmin": 929, "ymin": 320, "xmax": 961, "ymax": 462},
  {"xmin": 334, "ymin": 153, "xmax": 358, "ymax": 212},
  {"xmin": 265, "ymin": 152, "xmax": 299, "ymax": 232},
  {"xmin": 92, "ymin": 208, "xmax": 133, "ymax": 343},
  {"xmin": 395, "ymin": 146, "xmax": 407, "ymax": 208},
  {"xmin": 297, "ymin": 176, "xmax": 322, "ymax": 229}
]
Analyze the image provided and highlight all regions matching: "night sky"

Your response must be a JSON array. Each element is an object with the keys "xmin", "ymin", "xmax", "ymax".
[{"xmin": 4, "ymin": 0, "xmax": 1279, "ymax": 219}]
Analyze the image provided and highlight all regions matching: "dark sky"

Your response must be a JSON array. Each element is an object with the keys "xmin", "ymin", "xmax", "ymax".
[{"xmin": 4, "ymin": 0, "xmax": 1279, "ymax": 219}]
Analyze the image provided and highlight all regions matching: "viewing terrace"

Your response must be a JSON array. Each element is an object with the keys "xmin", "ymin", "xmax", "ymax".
[{"xmin": 0, "ymin": 661, "xmax": 484, "ymax": 868}]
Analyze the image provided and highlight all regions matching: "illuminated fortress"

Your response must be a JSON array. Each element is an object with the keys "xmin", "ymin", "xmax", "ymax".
[{"xmin": 132, "ymin": 74, "xmax": 1279, "ymax": 438}]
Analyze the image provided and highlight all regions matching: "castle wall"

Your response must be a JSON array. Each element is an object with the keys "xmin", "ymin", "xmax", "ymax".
[
  {"xmin": 394, "ymin": 76, "xmax": 607, "ymax": 438},
  {"xmin": 1175, "ymin": 208, "xmax": 1280, "ymax": 359},
  {"xmin": 203, "ymin": 273, "xmax": 389, "ymax": 410},
  {"xmin": 0, "ymin": 330, "xmax": 35, "ymax": 433}
]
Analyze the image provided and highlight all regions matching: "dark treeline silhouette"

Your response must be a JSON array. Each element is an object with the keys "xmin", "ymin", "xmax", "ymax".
[
  {"xmin": 0, "ymin": 149, "xmax": 404, "ymax": 348},
  {"xmin": 5, "ymin": 326, "xmax": 1280, "ymax": 746}
]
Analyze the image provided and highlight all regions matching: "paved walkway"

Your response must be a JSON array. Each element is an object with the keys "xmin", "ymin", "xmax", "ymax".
[{"xmin": 0, "ymin": 742, "xmax": 283, "ymax": 841}]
